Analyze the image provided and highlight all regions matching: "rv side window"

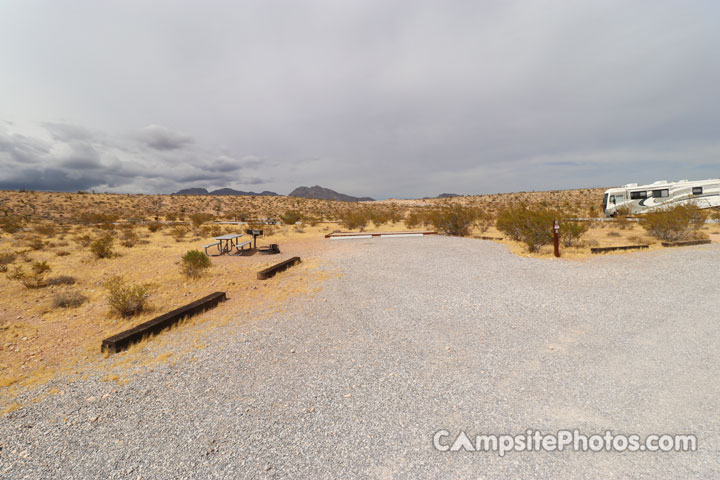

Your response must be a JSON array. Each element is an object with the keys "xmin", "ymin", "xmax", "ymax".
[
  {"xmin": 609, "ymin": 195, "xmax": 615, "ymax": 205},
  {"xmin": 652, "ymin": 189, "xmax": 669, "ymax": 198},
  {"xmin": 693, "ymin": 187, "xmax": 703, "ymax": 195},
  {"xmin": 630, "ymin": 191, "xmax": 647, "ymax": 200}
]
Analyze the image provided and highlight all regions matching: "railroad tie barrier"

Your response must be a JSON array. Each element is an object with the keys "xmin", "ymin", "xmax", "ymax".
[
  {"xmin": 257, "ymin": 257, "xmax": 301, "ymax": 280},
  {"xmin": 101, "ymin": 291, "xmax": 227, "ymax": 353},
  {"xmin": 591, "ymin": 245, "xmax": 649, "ymax": 254},
  {"xmin": 661, "ymin": 239, "xmax": 712, "ymax": 247}
]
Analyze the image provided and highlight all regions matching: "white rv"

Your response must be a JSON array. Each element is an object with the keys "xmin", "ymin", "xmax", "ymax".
[{"xmin": 603, "ymin": 179, "xmax": 720, "ymax": 217}]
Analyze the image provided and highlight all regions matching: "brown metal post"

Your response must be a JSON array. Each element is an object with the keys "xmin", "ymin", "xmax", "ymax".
[{"xmin": 553, "ymin": 220, "xmax": 560, "ymax": 258}]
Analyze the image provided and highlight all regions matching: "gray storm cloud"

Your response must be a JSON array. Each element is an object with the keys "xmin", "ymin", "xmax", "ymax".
[{"xmin": 0, "ymin": 0, "xmax": 719, "ymax": 197}]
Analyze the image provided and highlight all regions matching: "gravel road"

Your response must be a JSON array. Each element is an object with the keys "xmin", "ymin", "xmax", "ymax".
[{"xmin": 2, "ymin": 236, "xmax": 719, "ymax": 478}]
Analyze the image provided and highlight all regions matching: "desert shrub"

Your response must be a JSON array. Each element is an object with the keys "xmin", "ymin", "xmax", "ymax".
[
  {"xmin": 404, "ymin": 210, "xmax": 424, "ymax": 229},
  {"xmin": 7, "ymin": 264, "xmax": 48, "ymax": 289},
  {"xmin": 120, "ymin": 229, "xmax": 139, "ymax": 248},
  {"xmin": 387, "ymin": 208, "xmax": 403, "ymax": 224},
  {"xmin": 180, "ymin": 250, "xmax": 212, "ymax": 278},
  {"xmin": 426, "ymin": 204, "xmax": 482, "ymax": 236},
  {"xmin": 613, "ymin": 206, "xmax": 632, "ymax": 229},
  {"xmin": 74, "ymin": 234, "xmax": 93, "ymax": 247},
  {"xmin": 368, "ymin": 209, "xmax": 390, "ymax": 227},
  {"xmin": 26, "ymin": 237, "xmax": 45, "ymax": 250},
  {"xmin": 281, "ymin": 210, "xmax": 303, "ymax": 225},
  {"xmin": 76, "ymin": 212, "xmax": 118, "ymax": 225},
  {"xmin": 32, "ymin": 260, "xmax": 51, "ymax": 274},
  {"xmin": 53, "ymin": 291, "xmax": 88, "ymax": 308},
  {"xmin": 6, "ymin": 265, "xmax": 25, "ymax": 281},
  {"xmin": 34, "ymin": 223, "xmax": 57, "ymax": 236},
  {"xmin": 200, "ymin": 225, "xmax": 223, "ymax": 237},
  {"xmin": 339, "ymin": 209, "xmax": 369, "ymax": 231},
  {"xmin": 55, "ymin": 250, "xmax": 71, "ymax": 257},
  {"xmin": 496, "ymin": 206, "xmax": 557, "ymax": 252},
  {"xmin": 642, "ymin": 204, "xmax": 708, "ymax": 242},
  {"xmin": 171, "ymin": 226, "xmax": 189, "ymax": 242},
  {"xmin": 559, "ymin": 220, "xmax": 589, "ymax": 247},
  {"xmin": 46, "ymin": 275, "xmax": 76, "ymax": 286},
  {"xmin": 0, "ymin": 252, "xmax": 16, "ymax": 272},
  {"xmin": 0, "ymin": 215, "xmax": 24, "ymax": 234},
  {"xmin": 104, "ymin": 275, "xmax": 151, "ymax": 317},
  {"xmin": 475, "ymin": 210, "xmax": 494, "ymax": 234},
  {"xmin": 165, "ymin": 212, "xmax": 177, "ymax": 222},
  {"xmin": 147, "ymin": 222, "xmax": 163, "ymax": 232},
  {"xmin": 90, "ymin": 234, "xmax": 114, "ymax": 258},
  {"xmin": 607, "ymin": 230, "xmax": 621, "ymax": 237},
  {"xmin": 189, "ymin": 212, "xmax": 214, "ymax": 228}
]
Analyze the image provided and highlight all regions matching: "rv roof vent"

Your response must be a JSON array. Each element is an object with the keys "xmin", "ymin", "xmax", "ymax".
[
  {"xmin": 624, "ymin": 183, "xmax": 638, "ymax": 188},
  {"xmin": 652, "ymin": 180, "xmax": 667, "ymax": 184}
]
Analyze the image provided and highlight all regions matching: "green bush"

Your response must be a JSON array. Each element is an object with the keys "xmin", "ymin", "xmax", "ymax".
[
  {"xmin": 281, "ymin": 210, "xmax": 303, "ymax": 225},
  {"xmin": 180, "ymin": 249, "xmax": 212, "ymax": 278},
  {"xmin": 496, "ymin": 206, "xmax": 557, "ymax": 252},
  {"xmin": 90, "ymin": 234, "xmax": 114, "ymax": 258},
  {"xmin": 189, "ymin": 213, "xmax": 215, "ymax": 228},
  {"xmin": 339, "ymin": 210, "xmax": 369, "ymax": 231},
  {"xmin": 104, "ymin": 275, "xmax": 150, "ymax": 317},
  {"xmin": 642, "ymin": 204, "xmax": 707, "ymax": 242},
  {"xmin": 426, "ymin": 204, "xmax": 482, "ymax": 236},
  {"xmin": 559, "ymin": 220, "xmax": 589, "ymax": 247}
]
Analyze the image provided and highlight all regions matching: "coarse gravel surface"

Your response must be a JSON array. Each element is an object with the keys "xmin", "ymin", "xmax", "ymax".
[{"xmin": 2, "ymin": 236, "xmax": 720, "ymax": 479}]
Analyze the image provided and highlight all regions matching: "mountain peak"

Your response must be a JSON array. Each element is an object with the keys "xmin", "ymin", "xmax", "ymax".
[{"xmin": 288, "ymin": 185, "xmax": 373, "ymax": 202}]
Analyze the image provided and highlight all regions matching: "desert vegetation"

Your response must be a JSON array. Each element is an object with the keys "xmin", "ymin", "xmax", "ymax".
[
  {"xmin": 180, "ymin": 249, "xmax": 212, "ymax": 278},
  {"xmin": 641, "ymin": 204, "xmax": 707, "ymax": 242},
  {"xmin": 2, "ymin": 188, "xmax": 719, "ymax": 404}
]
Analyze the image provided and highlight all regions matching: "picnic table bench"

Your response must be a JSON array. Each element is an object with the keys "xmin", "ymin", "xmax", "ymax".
[
  {"xmin": 203, "ymin": 241, "xmax": 221, "ymax": 256},
  {"xmin": 233, "ymin": 240, "xmax": 253, "ymax": 255}
]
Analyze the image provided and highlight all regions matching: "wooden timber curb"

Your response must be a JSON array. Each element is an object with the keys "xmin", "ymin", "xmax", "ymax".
[
  {"xmin": 257, "ymin": 257, "xmax": 301, "ymax": 280},
  {"xmin": 662, "ymin": 239, "xmax": 712, "ymax": 247},
  {"xmin": 591, "ymin": 245, "xmax": 649, "ymax": 254},
  {"xmin": 101, "ymin": 291, "xmax": 227, "ymax": 353}
]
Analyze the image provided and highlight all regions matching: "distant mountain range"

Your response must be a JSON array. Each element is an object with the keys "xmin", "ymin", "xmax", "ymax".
[
  {"xmin": 173, "ymin": 185, "xmax": 373, "ymax": 201},
  {"xmin": 288, "ymin": 185, "xmax": 374, "ymax": 202},
  {"xmin": 422, "ymin": 193, "xmax": 462, "ymax": 199},
  {"xmin": 173, "ymin": 187, "xmax": 278, "ymax": 196}
]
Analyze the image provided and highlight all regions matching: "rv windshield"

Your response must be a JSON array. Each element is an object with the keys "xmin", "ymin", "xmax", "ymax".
[{"xmin": 603, "ymin": 193, "xmax": 608, "ymax": 209}]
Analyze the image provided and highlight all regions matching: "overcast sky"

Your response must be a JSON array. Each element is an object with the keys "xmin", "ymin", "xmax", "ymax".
[{"xmin": 1, "ymin": 0, "xmax": 719, "ymax": 198}]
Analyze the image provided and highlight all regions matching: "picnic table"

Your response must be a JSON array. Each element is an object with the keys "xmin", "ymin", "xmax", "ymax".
[
  {"xmin": 216, "ymin": 233, "xmax": 243, "ymax": 254},
  {"xmin": 203, "ymin": 233, "xmax": 244, "ymax": 256}
]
